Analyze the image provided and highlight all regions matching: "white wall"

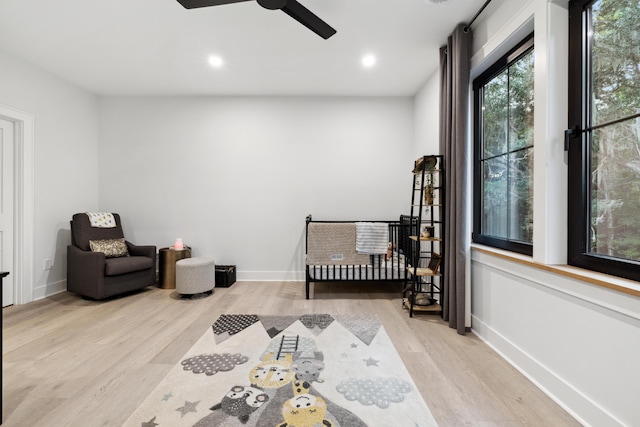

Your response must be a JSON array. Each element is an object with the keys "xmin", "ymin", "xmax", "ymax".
[
  {"xmin": 413, "ymin": 71, "xmax": 440, "ymax": 157},
  {"xmin": 472, "ymin": 249, "xmax": 640, "ymax": 427},
  {"xmin": 0, "ymin": 50, "xmax": 100, "ymax": 301},
  {"xmin": 469, "ymin": 0, "xmax": 640, "ymax": 425},
  {"xmin": 98, "ymin": 96, "xmax": 414, "ymax": 280}
]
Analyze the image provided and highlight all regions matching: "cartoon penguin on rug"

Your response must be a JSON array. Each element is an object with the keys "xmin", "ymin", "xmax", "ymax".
[
  {"xmin": 193, "ymin": 350, "xmax": 298, "ymax": 426},
  {"xmin": 192, "ymin": 385, "xmax": 270, "ymax": 426}
]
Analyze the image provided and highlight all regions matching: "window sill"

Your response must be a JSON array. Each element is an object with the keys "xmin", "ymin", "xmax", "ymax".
[{"xmin": 470, "ymin": 244, "xmax": 640, "ymax": 298}]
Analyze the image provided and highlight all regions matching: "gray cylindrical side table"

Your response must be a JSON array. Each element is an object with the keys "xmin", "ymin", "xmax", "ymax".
[{"xmin": 158, "ymin": 246, "xmax": 191, "ymax": 289}]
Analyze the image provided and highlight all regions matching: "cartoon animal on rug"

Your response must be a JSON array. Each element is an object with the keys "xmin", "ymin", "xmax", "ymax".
[
  {"xmin": 256, "ymin": 381, "xmax": 368, "ymax": 427},
  {"xmin": 291, "ymin": 351, "xmax": 325, "ymax": 384},
  {"xmin": 198, "ymin": 334, "xmax": 367, "ymax": 427},
  {"xmin": 249, "ymin": 352, "xmax": 297, "ymax": 389},
  {"xmin": 252, "ymin": 346, "xmax": 367, "ymax": 427},
  {"xmin": 276, "ymin": 379, "xmax": 333, "ymax": 427},
  {"xmin": 193, "ymin": 385, "xmax": 269, "ymax": 426},
  {"xmin": 214, "ymin": 385, "xmax": 270, "ymax": 422}
]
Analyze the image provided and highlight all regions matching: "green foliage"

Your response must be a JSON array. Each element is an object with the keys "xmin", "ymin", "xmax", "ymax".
[
  {"xmin": 589, "ymin": 0, "xmax": 640, "ymax": 261},
  {"xmin": 481, "ymin": 48, "xmax": 534, "ymax": 243}
]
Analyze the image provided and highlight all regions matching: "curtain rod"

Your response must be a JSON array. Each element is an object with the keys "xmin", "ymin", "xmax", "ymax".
[{"xmin": 463, "ymin": 0, "xmax": 493, "ymax": 33}]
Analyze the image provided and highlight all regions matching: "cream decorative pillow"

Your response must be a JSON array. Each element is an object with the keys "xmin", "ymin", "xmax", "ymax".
[{"xmin": 89, "ymin": 238, "xmax": 129, "ymax": 258}]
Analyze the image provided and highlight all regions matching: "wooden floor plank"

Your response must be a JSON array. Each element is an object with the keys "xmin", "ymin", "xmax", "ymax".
[{"xmin": 2, "ymin": 281, "xmax": 580, "ymax": 427}]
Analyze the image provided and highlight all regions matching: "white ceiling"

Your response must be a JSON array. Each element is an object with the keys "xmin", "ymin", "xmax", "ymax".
[{"xmin": 0, "ymin": 0, "xmax": 485, "ymax": 96}]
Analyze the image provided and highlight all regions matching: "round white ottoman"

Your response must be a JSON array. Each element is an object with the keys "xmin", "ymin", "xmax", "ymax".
[{"xmin": 176, "ymin": 257, "xmax": 216, "ymax": 296}]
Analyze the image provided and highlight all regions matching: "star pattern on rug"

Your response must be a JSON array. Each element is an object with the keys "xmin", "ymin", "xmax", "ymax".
[
  {"xmin": 161, "ymin": 392, "xmax": 173, "ymax": 401},
  {"xmin": 363, "ymin": 357, "xmax": 379, "ymax": 367},
  {"xmin": 140, "ymin": 416, "xmax": 158, "ymax": 427},
  {"xmin": 176, "ymin": 400, "xmax": 200, "ymax": 417},
  {"xmin": 351, "ymin": 343, "xmax": 358, "ymax": 348}
]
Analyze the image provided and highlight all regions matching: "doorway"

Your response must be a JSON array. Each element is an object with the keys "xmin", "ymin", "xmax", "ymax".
[
  {"xmin": 0, "ymin": 104, "xmax": 35, "ymax": 306},
  {"xmin": 0, "ymin": 118, "xmax": 15, "ymax": 306}
]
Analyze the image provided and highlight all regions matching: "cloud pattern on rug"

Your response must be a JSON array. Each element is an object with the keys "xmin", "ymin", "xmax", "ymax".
[
  {"xmin": 336, "ymin": 377, "xmax": 413, "ymax": 409},
  {"xmin": 181, "ymin": 352, "xmax": 249, "ymax": 376}
]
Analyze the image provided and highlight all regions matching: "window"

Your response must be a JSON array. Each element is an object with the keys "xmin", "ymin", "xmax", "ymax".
[
  {"xmin": 473, "ymin": 35, "xmax": 535, "ymax": 255},
  {"xmin": 568, "ymin": 0, "xmax": 640, "ymax": 281}
]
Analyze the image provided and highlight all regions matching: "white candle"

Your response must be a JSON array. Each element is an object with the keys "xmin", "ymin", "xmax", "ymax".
[{"xmin": 174, "ymin": 238, "xmax": 184, "ymax": 250}]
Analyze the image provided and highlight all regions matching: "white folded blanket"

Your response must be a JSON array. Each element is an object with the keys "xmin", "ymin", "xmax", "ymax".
[
  {"xmin": 356, "ymin": 222, "xmax": 389, "ymax": 255},
  {"xmin": 86, "ymin": 212, "xmax": 116, "ymax": 228}
]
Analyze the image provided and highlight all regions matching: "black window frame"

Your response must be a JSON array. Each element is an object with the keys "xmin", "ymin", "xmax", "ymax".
[
  {"xmin": 472, "ymin": 33, "xmax": 535, "ymax": 256},
  {"xmin": 567, "ymin": 0, "xmax": 640, "ymax": 282}
]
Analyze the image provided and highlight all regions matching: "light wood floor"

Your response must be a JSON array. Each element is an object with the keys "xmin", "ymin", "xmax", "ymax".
[{"xmin": 2, "ymin": 281, "xmax": 580, "ymax": 427}]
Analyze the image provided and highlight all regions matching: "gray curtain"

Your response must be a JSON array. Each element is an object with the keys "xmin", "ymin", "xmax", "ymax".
[{"xmin": 439, "ymin": 24, "xmax": 472, "ymax": 335}]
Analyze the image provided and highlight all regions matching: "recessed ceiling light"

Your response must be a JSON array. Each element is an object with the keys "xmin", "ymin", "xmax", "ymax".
[
  {"xmin": 208, "ymin": 55, "xmax": 224, "ymax": 68},
  {"xmin": 362, "ymin": 54, "xmax": 376, "ymax": 68}
]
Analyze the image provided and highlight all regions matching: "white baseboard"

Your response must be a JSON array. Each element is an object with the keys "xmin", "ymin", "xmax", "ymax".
[
  {"xmin": 472, "ymin": 315, "xmax": 623, "ymax": 427},
  {"xmin": 33, "ymin": 279, "xmax": 67, "ymax": 301},
  {"xmin": 32, "ymin": 274, "xmax": 302, "ymax": 301},
  {"xmin": 236, "ymin": 271, "xmax": 304, "ymax": 282}
]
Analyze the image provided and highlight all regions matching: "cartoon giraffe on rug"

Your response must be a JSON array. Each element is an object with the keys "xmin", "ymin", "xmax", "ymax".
[{"xmin": 276, "ymin": 379, "xmax": 333, "ymax": 427}]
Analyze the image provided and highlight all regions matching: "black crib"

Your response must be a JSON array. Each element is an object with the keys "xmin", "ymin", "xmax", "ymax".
[{"xmin": 304, "ymin": 215, "xmax": 415, "ymax": 299}]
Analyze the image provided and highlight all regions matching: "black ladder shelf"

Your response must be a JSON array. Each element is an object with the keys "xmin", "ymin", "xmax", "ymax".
[{"xmin": 402, "ymin": 155, "xmax": 445, "ymax": 317}]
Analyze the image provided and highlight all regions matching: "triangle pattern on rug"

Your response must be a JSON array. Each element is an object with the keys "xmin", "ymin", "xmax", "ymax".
[
  {"xmin": 212, "ymin": 314, "xmax": 379, "ymax": 345},
  {"xmin": 258, "ymin": 315, "xmax": 302, "ymax": 338},
  {"xmin": 299, "ymin": 313, "xmax": 335, "ymax": 335},
  {"xmin": 211, "ymin": 314, "xmax": 259, "ymax": 344},
  {"xmin": 335, "ymin": 314, "xmax": 381, "ymax": 345}
]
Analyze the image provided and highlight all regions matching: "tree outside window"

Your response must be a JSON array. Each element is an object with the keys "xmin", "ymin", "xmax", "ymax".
[
  {"xmin": 568, "ymin": 0, "xmax": 640, "ymax": 280},
  {"xmin": 473, "ymin": 35, "xmax": 534, "ymax": 255}
]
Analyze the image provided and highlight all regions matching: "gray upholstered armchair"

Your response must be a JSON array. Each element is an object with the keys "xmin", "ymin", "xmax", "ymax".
[{"xmin": 67, "ymin": 213, "xmax": 156, "ymax": 299}]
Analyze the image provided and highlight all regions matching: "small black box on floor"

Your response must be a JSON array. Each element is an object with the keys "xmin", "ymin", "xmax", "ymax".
[{"xmin": 215, "ymin": 265, "xmax": 236, "ymax": 288}]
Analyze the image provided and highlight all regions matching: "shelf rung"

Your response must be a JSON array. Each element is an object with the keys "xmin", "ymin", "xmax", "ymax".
[
  {"xmin": 407, "ymin": 267, "xmax": 441, "ymax": 277},
  {"xmin": 402, "ymin": 298, "xmax": 442, "ymax": 313},
  {"xmin": 409, "ymin": 236, "xmax": 441, "ymax": 242}
]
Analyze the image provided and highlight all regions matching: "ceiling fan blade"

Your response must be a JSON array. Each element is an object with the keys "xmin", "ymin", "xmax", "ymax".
[
  {"xmin": 281, "ymin": 0, "xmax": 336, "ymax": 39},
  {"xmin": 176, "ymin": 0, "xmax": 251, "ymax": 9}
]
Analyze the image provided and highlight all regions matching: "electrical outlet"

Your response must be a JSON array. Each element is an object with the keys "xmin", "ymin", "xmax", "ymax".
[{"xmin": 44, "ymin": 258, "xmax": 53, "ymax": 270}]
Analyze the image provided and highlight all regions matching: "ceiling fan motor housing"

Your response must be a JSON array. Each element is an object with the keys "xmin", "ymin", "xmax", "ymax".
[{"xmin": 257, "ymin": 0, "xmax": 288, "ymax": 10}]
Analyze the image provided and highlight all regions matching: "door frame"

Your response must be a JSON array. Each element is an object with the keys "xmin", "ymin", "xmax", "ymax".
[{"xmin": 0, "ymin": 104, "xmax": 35, "ymax": 305}]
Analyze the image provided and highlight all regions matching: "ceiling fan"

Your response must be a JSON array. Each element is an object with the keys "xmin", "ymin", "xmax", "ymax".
[{"xmin": 176, "ymin": 0, "xmax": 337, "ymax": 39}]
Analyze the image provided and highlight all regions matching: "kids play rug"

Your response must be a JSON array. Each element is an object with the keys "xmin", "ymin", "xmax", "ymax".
[{"xmin": 123, "ymin": 314, "xmax": 438, "ymax": 427}]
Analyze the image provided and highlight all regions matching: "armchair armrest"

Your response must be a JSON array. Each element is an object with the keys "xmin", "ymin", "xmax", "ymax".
[
  {"xmin": 126, "ymin": 242, "xmax": 156, "ymax": 260},
  {"xmin": 67, "ymin": 245, "xmax": 106, "ymax": 298}
]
